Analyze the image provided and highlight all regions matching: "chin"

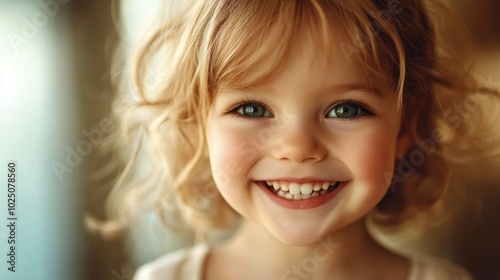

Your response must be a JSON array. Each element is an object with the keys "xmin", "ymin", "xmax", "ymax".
[{"xmin": 267, "ymin": 224, "xmax": 338, "ymax": 247}]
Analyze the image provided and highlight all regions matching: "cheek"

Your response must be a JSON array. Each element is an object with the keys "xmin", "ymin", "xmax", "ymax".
[
  {"xmin": 345, "ymin": 129, "xmax": 397, "ymax": 187},
  {"xmin": 206, "ymin": 121, "xmax": 260, "ymax": 190}
]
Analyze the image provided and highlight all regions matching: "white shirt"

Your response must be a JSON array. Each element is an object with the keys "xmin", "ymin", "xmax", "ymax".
[{"xmin": 133, "ymin": 243, "xmax": 473, "ymax": 280}]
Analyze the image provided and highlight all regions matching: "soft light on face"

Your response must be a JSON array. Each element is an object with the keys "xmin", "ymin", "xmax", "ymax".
[{"xmin": 205, "ymin": 37, "xmax": 403, "ymax": 246}]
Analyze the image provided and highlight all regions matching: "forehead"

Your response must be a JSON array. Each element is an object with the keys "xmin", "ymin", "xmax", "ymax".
[{"xmin": 274, "ymin": 36, "xmax": 390, "ymax": 94}]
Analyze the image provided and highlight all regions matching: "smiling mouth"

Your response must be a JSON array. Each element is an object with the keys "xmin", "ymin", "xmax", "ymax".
[{"xmin": 263, "ymin": 181, "xmax": 340, "ymax": 200}]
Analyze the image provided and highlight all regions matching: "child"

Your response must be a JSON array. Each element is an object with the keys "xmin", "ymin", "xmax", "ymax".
[{"xmin": 108, "ymin": 0, "xmax": 499, "ymax": 279}]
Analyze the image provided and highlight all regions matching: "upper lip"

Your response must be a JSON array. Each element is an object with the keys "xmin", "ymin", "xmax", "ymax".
[{"xmin": 258, "ymin": 177, "xmax": 346, "ymax": 183}]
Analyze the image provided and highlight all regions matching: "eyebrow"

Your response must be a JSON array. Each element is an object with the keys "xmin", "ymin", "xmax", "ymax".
[
  {"xmin": 330, "ymin": 83, "xmax": 387, "ymax": 99},
  {"xmin": 217, "ymin": 83, "xmax": 387, "ymax": 99}
]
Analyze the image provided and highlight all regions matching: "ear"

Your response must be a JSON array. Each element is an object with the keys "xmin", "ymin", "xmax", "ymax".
[{"xmin": 396, "ymin": 132, "xmax": 412, "ymax": 158}]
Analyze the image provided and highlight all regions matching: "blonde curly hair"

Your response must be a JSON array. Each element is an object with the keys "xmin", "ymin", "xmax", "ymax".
[{"xmin": 107, "ymin": 0, "xmax": 500, "ymax": 238}]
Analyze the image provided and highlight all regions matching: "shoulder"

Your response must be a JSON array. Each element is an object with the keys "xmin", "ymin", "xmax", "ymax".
[
  {"xmin": 133, "ymin": 243, "xmax": 210, "ymax": 280},
  {"xmin": 408, "ymin": 255, "xmax": 473, "ymax": 280}
]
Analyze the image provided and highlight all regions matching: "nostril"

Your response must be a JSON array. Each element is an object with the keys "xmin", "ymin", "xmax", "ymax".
[
  {"xmin": 274, "ymin": 146, "xmax": 325, "ymax": 162},
  {"xmin": 279, "ymin": 156, "xmax": 320, "ymax": 163}
]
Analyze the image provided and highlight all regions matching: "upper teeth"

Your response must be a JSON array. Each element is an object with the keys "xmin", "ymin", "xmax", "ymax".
[{"xmin": 265, "ymin": 181, "xmax": 337, "ymax": 195}]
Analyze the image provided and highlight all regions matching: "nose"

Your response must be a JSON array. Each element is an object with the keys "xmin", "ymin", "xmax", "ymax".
[{"xmin": 270, "ymin": 120, "xmax": 327, "ymax": 163}]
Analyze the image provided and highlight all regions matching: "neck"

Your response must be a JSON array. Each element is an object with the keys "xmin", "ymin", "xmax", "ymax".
[{"xmin": 213, "ymin": 218, "xmax": 399, "ymax": 279}]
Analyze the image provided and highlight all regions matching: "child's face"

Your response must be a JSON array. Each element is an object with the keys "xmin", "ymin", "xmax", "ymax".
[{"xmin": 205, "ymin": 41, "xmax": 403, "ymax": 245}]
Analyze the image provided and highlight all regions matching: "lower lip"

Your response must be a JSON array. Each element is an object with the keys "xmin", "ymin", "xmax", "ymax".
[{"xmin": 257, "ymin": 181, "xmax": 346, "ymax": 210}]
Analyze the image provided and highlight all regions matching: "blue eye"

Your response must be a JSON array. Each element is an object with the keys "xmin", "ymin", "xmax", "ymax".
[
  {"xmin": 326, "ymin": 102, "xmax": 372, "ymax": 119},
  {"xmin": 233, "ymin": 102, "xmax": 272, "ymax": 118}
]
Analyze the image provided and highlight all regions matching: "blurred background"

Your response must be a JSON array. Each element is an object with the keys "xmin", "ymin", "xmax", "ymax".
[{"xmin": 0, "ymin": 0, "xmax": 499, "ymax": 280}]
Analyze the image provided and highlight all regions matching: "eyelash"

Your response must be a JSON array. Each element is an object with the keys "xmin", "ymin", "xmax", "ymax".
[
  {"xmin": 226, "ymin": 99, "xmax": 376, "ymax": 120},
  {"xmin": 326, "ymin": 100, "xmax": 376, "ymax": 121},
  {"xmin": 227, "ymin": 100, "xmax": 273, "ymax": 120}
]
